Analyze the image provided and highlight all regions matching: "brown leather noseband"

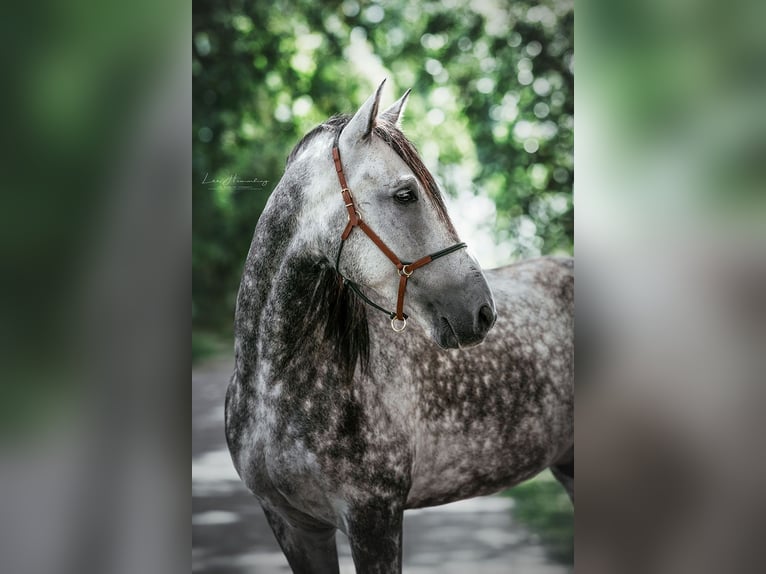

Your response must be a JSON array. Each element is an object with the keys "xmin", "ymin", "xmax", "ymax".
[{"xmin": 331, "ymin": 131, "xmax": 467, "ymax": 332}]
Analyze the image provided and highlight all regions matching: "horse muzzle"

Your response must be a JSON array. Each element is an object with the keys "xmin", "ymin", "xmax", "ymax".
[{"xmin": 429, "ymin": 285, "xmax": 497, "ymax": 349}]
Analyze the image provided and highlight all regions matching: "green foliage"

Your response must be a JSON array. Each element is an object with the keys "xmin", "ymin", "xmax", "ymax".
[
  {"xmin": 193, "ymin": 0, "xmax": 573, "ymax": 330},
  {"xmin": 192, "ymin": 330, "xmax": 232, "ymax": 364},
  {"xmin": 503, "ymin": 470, "xmax": 574, "ymax": 564}
]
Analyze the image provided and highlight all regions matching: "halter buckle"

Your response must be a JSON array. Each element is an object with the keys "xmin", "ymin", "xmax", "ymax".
[
  {"xmin": 391, "ymin": 317, "xmax": 407, "ymax": 332},
  {"xmin": 347, "ymin": 209, "xmax": 363, "ymax": 223}
]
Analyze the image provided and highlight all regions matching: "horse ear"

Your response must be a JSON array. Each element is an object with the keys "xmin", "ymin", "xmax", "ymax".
[
  {"xmin": 342, "ymin": 79, "xmax": 386, "ymax": 145},
  {"xmin": 380, "ymin": 88, "xmax": 411, "ymax": 128}
]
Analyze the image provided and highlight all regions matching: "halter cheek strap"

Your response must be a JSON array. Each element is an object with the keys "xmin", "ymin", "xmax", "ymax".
[{"xmin": 331, "ymin": 131, "xmax": 466, "ymax": 332}]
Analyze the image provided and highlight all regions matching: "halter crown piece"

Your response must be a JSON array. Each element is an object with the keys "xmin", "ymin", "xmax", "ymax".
[{"xmin": 331, "ymin": 128, "xmax": 467, "ymax": 332}]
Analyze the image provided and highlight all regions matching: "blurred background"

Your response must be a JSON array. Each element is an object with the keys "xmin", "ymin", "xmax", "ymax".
[
  {"xmin": 192, "ymin": 1, "xmax": 573, "ymax": 572},
  {"xmin": 0, "ymin": 0, "xmax": 189, "ymax": 572},
  {"xmin": 577, "ymin": 1, "xmax": 766, "ymax": 573}
]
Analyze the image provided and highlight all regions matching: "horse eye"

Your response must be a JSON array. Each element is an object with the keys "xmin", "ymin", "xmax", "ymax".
[{"xmin": 394, "ymin": 188, "xmax": 418, "ymax": 205}]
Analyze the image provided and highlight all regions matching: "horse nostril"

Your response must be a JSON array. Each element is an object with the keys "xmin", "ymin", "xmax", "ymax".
[{"xmin": 477, "ymin": 304, "xmax": 496, "ymax": 333}]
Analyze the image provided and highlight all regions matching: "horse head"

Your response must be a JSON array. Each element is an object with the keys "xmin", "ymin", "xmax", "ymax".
[{"xmin": 293, "ymin": 80, "xmax": 496, "ymax": 349}]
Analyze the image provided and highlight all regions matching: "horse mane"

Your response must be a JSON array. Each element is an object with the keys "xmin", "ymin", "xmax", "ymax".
[
  {"xmin": 308, "ymin": 263, "xmax": 371, "ymax": 378},
  {"xmin": 286, "ymin": 113, "xmax": 457, "ymax": 378}
]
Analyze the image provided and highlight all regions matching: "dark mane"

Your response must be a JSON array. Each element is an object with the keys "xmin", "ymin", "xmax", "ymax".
[
  {"xmin": 295, "ymin": 262, "xmax": 370, "ymax": 379},
  {"xmin": 286, "ymin": 115, "xmax": 350, "ymax": 165},
  {"xmin": 287, "ymin": 113, "xmax": 458, "ymax": 376}
]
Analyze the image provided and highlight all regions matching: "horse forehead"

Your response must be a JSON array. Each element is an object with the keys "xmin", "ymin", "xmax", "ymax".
[{"xmin": 347, "ymin": 142, "xmax": 411, "ymax": 183}]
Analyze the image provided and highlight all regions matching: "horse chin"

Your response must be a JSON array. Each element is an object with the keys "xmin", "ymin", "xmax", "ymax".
[
  {"xmin": 432, "ymin": 317, "xmax": 487, "ymax": 350},
  {"xmin": 432, "ymin": 317, "xmax": 460, "ymax": 349}
]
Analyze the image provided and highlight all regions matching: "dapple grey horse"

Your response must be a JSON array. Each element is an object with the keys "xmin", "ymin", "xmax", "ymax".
[{"xmin": 226, "ymin": 80, "xmax": 573, "ymax": 573}]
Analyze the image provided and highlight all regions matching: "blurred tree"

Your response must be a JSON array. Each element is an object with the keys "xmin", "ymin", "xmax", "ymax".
[{"xmin": 193, "ymin": 0, "xmax": 573, "ymax": 331}]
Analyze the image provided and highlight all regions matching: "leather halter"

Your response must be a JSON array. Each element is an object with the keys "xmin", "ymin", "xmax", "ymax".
[{"xmin": 331, "ymin": 129, "xmax": 467, "ymax": 332}]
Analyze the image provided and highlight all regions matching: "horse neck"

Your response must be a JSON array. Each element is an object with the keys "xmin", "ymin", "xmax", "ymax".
[{"xmin": 234, "ymin": 176, "xmax": 350, "ymax": 387}]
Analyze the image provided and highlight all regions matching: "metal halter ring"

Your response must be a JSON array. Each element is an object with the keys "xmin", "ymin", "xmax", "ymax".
[
  {"xmin": 398, "ymin": 265, "xmax": 413, "ymax": 277},
  {"xmin": 391, "ymin": 317, "xmax": 407, "ymax": 332}
]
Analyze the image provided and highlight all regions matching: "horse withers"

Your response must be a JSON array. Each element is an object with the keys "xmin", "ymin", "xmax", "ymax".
[{"xmin": 226, "ymin": 80, "xmax": 574, "ymax": 573}]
